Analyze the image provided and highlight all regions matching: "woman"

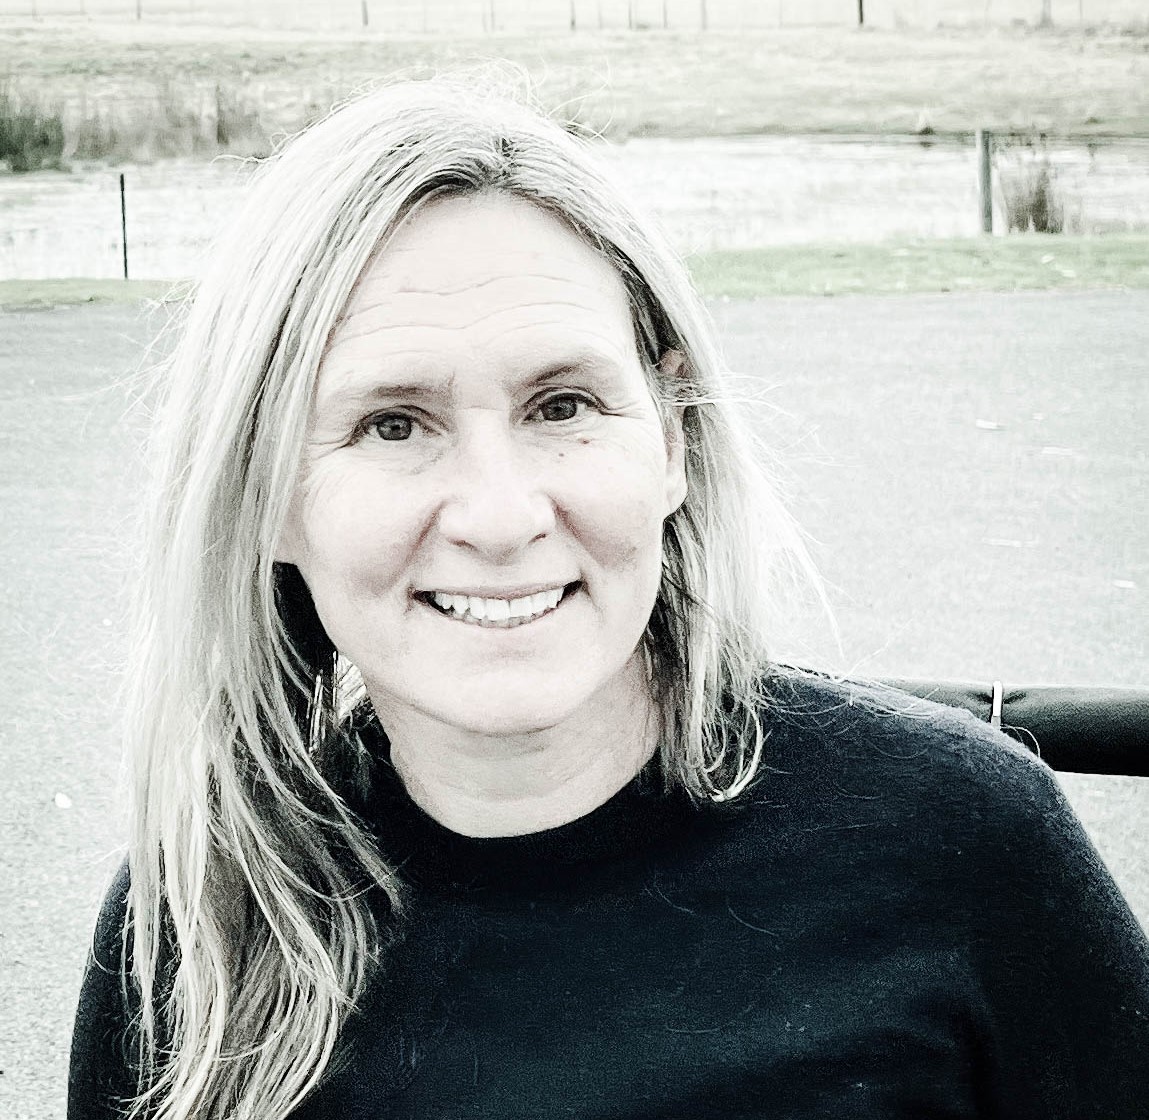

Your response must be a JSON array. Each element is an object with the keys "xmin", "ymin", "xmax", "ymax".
[{"xmin": 69, "ymin": 77, "xmax": 1149, "ymax": 1120}]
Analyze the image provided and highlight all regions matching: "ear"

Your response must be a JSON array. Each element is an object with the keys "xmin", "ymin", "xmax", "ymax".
[{"xmin": 657, "ymin": 350, "xmax": 688, "ymax": 516}]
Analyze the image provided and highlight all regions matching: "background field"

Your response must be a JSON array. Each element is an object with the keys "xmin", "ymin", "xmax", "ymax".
[
  {"xmin": 5, "ymin": 17, "xmax": 1149, "ymax": 279},
  {"xmin": 6, "ymin": 19, "xmax": 1149, "ymax": 141},
  {"xmin": 4, "ymin": 18, "xmax": 1149, "ymax": 144},
  {"xmin": 2, "ymin": 0, "xmax": 1149, "ymax": 32}
]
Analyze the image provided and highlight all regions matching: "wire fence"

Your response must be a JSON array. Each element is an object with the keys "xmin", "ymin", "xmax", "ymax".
[
  {"xmin": 1, "ymin": 0, "xmax": 1147, "ymax": 31},
  {"xmin": 4, "ymin": 130, "xmax": 1148, "ymax": 281}
]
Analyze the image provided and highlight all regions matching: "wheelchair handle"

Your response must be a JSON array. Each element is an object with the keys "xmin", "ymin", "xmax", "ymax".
[{"xmin": 880, "ymin": 678, "xmax": 1149, "ymax": 777}]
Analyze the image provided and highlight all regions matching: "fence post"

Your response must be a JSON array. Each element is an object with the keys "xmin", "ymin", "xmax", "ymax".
[
  {"xmin": 570, "ymin": 0, "xmax": 576, "ymax": 31},
  {"xmin": 857, "ymin": 0, "xmax": 864, "ymax": 26},
  {"xmin": 119, "ymin": 173, "xmax": 129, "ymax": 280},
  {"xmin": 361, "ymin": 0, "xmax": 368, "ymax": 27},
  {"xmin": 700, "ymin": 0, "xmax": 708, "ymax": 31},
  {"xmin": 662, "ymin": 0, "xmax": 668, "ymax": 28},
  {"xmin": 976, "ymin": 129, "xmax": 993, "ymax": 234}
]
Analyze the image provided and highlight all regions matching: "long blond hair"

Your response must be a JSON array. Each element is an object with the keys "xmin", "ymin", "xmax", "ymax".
[{"xmin": 123, "ymin": 74, "xmax": 817, "ymax": 1120}]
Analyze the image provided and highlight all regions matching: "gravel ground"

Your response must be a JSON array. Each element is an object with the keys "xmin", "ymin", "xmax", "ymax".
[{"xmin": 2, "ymin": 291, "xmax": 1145, "ymax": 1119}]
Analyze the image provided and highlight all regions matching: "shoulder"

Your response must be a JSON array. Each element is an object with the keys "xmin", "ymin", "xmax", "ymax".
[
  {"xmin": 742, "ymin": 665, "xmax": 1071, "ymax": 848},
  {"xmin": 708, "ymin": 666, "xmax": 1145, "ymax": 954},
  {"xmin": 69, "ymin": 861, "xmax": 138, "ymax": 1119},
  {"xmin": 741, "ymin": 670, "xmax": 1149, "ymax": 1114},
  {"xmin": 90, "ymin": 860, "xmax": 132, "ymax": 969}
]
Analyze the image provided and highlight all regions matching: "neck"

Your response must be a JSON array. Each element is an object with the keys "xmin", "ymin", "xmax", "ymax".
[{"xmin": 373, "ymin": 659, "xmax": 659, "ymax": 838}]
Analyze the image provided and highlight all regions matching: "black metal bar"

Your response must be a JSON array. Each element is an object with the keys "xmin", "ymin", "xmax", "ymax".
[
  {"xmin": 976, "ymin": 128, "xmax": 993, "ymax": 233},
  {"xmin": 119, "ymin": 173, "xmax": 128, "ymax": 280},
  {"xmin": 879, "ymin": 678, "xmax": 1149, "ymax": 777}
]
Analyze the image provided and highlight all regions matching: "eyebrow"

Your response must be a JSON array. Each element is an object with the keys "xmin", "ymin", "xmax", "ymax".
[{"xmin": 318, "ymin": 353, "xmax": 625, "ymax": 408}]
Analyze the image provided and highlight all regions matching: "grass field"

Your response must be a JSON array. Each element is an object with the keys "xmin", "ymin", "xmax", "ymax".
[
  {"xmin": 689, "ymin": 234, "xmax": 1149, "ymax": 296},
  {"xmin": 3, "ymin": 234, "xmax": 1147, "ymax": 306},
  {"xmin": 3, "ymin": 20, "xmax": 1149, "ymax": 169}
]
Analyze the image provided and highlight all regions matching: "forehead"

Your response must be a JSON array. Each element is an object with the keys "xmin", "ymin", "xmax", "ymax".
[{"xmin": 321, "ymin": 193, "xmax": 639, "ymax": 377}]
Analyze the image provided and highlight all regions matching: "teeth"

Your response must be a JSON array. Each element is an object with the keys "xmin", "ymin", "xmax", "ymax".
[{"xmin": 427, "ymin": 586, "xmax": 568, "ymax": 624}]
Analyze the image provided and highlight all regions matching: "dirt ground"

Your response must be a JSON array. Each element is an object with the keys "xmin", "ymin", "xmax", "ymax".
[{"xmin": 2, "ymin": 292, "xmax": 1146, "ymax": 1118}]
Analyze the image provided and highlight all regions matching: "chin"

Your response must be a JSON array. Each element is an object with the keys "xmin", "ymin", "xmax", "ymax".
[
  {"xmin": 433, "ymin": 688, "xmax": 586, "ymax": 740},
  {"xmin": 454, "ymin": 713, "xmax": 568, "ymax": 739},
  {"xmin": 370, "ymin": 668, "xmax": 605, "ymax": 742}
]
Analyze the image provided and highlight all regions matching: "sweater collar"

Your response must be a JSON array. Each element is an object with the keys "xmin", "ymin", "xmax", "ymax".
[{"xmin": 357, "ymin": 722, "xmax": 699, "ymax": 894}]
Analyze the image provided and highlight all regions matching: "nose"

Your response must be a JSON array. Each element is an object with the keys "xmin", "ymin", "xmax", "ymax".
[{"xmin": 435, "ymin": 415, "xmax": 554, "ymax": 559}]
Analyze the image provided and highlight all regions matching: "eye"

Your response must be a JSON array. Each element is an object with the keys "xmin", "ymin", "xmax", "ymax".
[
  {"xmin": 368, "ymin": 413, "xmax": 414, "ymax": 441},
  {"xmin": 531, "ymin": 392, "xmax": 593, "ymax": 423}
]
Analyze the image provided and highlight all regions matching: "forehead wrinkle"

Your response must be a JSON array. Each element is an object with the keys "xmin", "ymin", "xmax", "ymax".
[
  {"xmin": 323, "ymin": 320, "xmax": 439, "ymax": 362},
  {"xmin": 335, "ymin": 264, "xmax": 627, "ymax": 332},
  {"xmin": 343, "ymin": 276, "xmax": 623, "ymax": 324},
  {"xmin": 325, "ymin": 298, "xmax": 632, "ymax": 360},
  {"xmin": 483, "ymin": 316, "xmax": 638, "ymax": 360}
]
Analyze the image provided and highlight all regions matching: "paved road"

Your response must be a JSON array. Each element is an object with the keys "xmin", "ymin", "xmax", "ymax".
[{"xmin": 2, "ymin": 292, "xmax": 1146, "ymax": 1119}]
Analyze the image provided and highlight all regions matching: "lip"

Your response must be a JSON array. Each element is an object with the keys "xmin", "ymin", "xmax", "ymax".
[{"xmin": 414, "ymin": 580, "xmax": 580, "ymax": 600}]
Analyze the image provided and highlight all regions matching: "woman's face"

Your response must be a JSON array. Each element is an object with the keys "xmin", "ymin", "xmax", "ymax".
[{"xmin": 279, "ymin": 192, "xmax": 687, "ymax": 738}]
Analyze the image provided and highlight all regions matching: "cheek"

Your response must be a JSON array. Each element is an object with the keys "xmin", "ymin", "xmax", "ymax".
[
  {"xmin": 289, "ymin": 462, "xmax": 416, "ymax": 591},
  {"xmin": 560, "ymin": 436, "xmax": 672, "ymax": 569}
]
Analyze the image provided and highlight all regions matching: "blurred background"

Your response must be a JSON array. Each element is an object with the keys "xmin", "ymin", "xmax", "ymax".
[
  {"xmin": 1, "ymin": 4, "xmax": 1146, "ymax": 1118},
  {"xmin": 3, "ymin": 0, "xmax": 1149, "ymax": 276}
]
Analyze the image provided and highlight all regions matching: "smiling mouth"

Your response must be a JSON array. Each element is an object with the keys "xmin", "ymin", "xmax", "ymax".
[{"xmin": 416, "ymin": 582, "xmax": 580, "ymax": 627}]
